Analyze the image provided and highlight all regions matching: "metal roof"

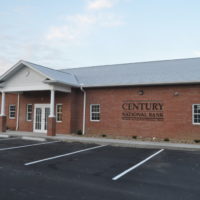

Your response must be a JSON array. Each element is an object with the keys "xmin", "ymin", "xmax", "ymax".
[
  {"xmin": 23, "ymin": 61, "xmax": 80, "ymax": 87},
  {"xmin": 0, "ymin": 60, "xmax": 80, "ymax": 87},
  {"xmin": 2, "ymin": 57, "xmax": 200, "ymax": 88},
  {"xmin": 61, "ymin": 57, "xmax": 200, "ymax": 87}
]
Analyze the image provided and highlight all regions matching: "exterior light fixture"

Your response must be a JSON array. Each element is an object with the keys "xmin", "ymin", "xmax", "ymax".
[
  {"xmin": 174, "ymin": 92, "xmax": 179, "ymax": 96},
  {"xmin": 138, "ymin": 90, "xmax": 144, "ymax": 95}
]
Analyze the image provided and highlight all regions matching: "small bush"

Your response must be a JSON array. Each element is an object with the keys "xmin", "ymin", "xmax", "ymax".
[
  {"xmin": 164, "ymin": 138, "xmax": 170, "ymax": 142},
  {"xmin": 194, "ymin": 139, "xmax": 200, "ymax": 143},
  {"xmin": 76, "ymin": 130, "xmax": 82, "ymax": 135},
  {"xmin": 101, "ymin": 134, "xmax": 107, "ymax": 137},
  {"xmin": 132, "ymin": 136, "xmax": 137, "ymax": 139}
]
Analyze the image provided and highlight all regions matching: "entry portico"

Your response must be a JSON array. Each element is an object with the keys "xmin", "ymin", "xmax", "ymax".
[{"xmin": 0, "ymin": 60, "xmax": 80, "ymax": 136}]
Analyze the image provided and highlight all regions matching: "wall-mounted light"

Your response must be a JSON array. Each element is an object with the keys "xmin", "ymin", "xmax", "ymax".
[
  {"xmin": 174, "ymin": 92, "xmax": 179, "ymax": 96},
  {"xmin": 138, "ymin": 89, "xmax": 144, "ymax": 95}
]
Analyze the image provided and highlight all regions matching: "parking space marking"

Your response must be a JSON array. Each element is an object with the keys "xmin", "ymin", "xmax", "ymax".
[
  {"xmin": 112, "ymin": 149, "xmax": 164, "ymax": 181},
  {"xmin": 0, "ymin": 140, "xmax": 60, "ymax": 151},
  {"xmin": 25, "ymin": 145, "xmax": 107, "ymax": 166}
]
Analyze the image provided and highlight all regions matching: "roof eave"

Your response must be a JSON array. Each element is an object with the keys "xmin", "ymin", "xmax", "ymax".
[
  {"xmin": 43, "ymin": 80, "xmax": 80, "ymax": 88},
  {"xmin": 82, "ymin": 81, "xmax": 200, "ymax": 88},
  {"xmin": 0, "ymin": 60, "xmax": 53, "ymax": 82}
]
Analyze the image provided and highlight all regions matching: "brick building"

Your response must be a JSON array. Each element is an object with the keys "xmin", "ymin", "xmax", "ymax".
[{"xmin": 0, "ymin": 58, "xmax": 200, "ymax": 140}]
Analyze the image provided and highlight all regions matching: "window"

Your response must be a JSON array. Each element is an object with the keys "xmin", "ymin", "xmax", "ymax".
[
  {"xmin": 56, "ymin": 104, "xmax": 63, "ymax": 122},
  {"xmin": 90, "ymin": 104, "xmax": 100, "ymax": 121},
  {"xmin": 26, "ymin": 104, "xmax": 32, "ymax": 121},
  {"xmin": 193, "ymin": 104, "xmax": 200, "ymax": 124},
  {"xmin": 9, "ymin": 105, "xmax": 16, "ymax": 119}
]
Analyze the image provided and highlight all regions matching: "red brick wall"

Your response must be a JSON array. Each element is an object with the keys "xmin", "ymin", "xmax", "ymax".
[
  {"xmin": 70, "ymin": 89, "xmax": 84, "ymax": 133},
  {"xmin": 1, "ymin": 91, "xmax": 74, "ymax": 134},
  {"xmin": 85, "ymin": 85, "xmax": 200, "ymax": 140},
  {"xmin": 5, "ymin": 94, "xmax": 18, "ymax": 130},
  {"xmin": 1, "ymin": 85, "xmax": 200, "ymax": 140}
]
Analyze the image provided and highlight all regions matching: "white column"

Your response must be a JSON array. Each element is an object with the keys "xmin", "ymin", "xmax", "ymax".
[
  {"xmin": 1, "ymin": 92, "xmax": 5, "ymax": 116},
  {"xmin": 16, "ymin": 93, "xmax": 20, "ymax": 130},
  {"xmin": 49, "ymin": 89, "xmax": 55, "ymax": 117}
]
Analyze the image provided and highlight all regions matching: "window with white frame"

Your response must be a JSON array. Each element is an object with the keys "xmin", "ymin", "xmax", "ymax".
[
  {"xmin": 26, "ymin": 104, "xmax": 32, "ymax": 121},
  {"xmin": 56, "ymin": 104, "xmax": 63, "ymax": 122},
  {"xmin": 9, "ymin": 105, "xmax": 16, "ymax": 119},
  {"xmin": 90, "ymin": 104, "xmax": 100, "ymax": 121},
  {"xmin": 193, "ymin": 104, "xmax": 200, "ymax": 124}
]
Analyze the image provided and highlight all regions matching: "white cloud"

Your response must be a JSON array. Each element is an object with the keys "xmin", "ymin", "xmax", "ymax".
[
  {"xmin": 0, "ymin": 0, "xmax": 126, "ymax": 73},
  {"xmin": 47, "ymin": 26, "xmax": 76, "ymax": 41},
  {"xmin": 194, "ymin": 51, "xmax": 200, "ymax": 57},
  {"xmin": 86, "ymin": 0, "xmax": 132, "ymax": 10},
  {"xmin": 87, "ymin": 0, "xmax": 116, "ymax": 10},
  {"xmin": 46, "ymin": 13, "xmax": 123, "ymax": 41},
  {"xmin": 46, "ymin": 0, "xmax": 124, "ymax": 42}
]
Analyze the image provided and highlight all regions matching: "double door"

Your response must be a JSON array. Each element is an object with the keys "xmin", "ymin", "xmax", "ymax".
[{"xmin": 34, "ymin": 104, "xmax": 50, "ymax": 133}]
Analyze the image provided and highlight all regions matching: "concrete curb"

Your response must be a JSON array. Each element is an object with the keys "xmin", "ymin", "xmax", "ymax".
[
  {"xmin": 51, "ymin": 136, "xmax": 200, "ymax": 151},
  {"xmin": 22, "ymin": 136, "xmax": 46, "ymax": 142},
  {"xmin": 3, "ymin": 131, "xmax": 200, "ymax": 151},
  {"xmin": 0, "ymin": 134, "xmax": 10, "ymax": 138}
]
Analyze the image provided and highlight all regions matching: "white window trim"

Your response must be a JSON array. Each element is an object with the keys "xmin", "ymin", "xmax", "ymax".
[
  {"xmin": 26, "ymin": 104, "xmax": 32, "ymax": 121},
  {"xmin": 90, "ymin": 104, "xmax": 100, "ymax": 122},
  {"xmin": 56, "ymin": 104, "xmax": 63, "ymax": 123},
  {"xmin": 9, "ymin": 104, "xmax": 16, "ymax": 119},
  {"xmin": 192, "ymin": 104, "xmax": 200, "ymax": 125}
]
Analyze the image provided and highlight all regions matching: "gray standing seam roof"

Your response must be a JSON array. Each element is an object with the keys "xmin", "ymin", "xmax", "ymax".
[
  {"xmin": 61, "ymin": 57, "xmax": 200, "ymax": 87},
  {"xmin": 9, "ymin": 57, "xmax": 200, "ymax": 88},
  {"xmin": 23, "ymin": 61, "xmax": 80, "ymax": 87}
]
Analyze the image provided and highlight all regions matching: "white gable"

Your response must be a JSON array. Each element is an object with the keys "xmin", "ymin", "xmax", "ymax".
[{"xmin": 1, "ymin": 66, "xmax": 71, "ymax": 93}]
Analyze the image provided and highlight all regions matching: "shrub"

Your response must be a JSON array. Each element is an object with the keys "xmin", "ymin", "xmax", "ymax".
[
  {"xmin": 164, "ymin": 138, "xmax": 170, "ymax": 142},
  {"xmin": 194, "ymin": 139, "xmax": 200, "ymax": 143},
  {"xmin": 76, "ymin": 130, "xmax": 82, "ymax": 135},
  {"xmin": 132, "ymin": 136, "xmax": 137, "ymax": 139},
  {"xmin": 101, "ymin": 134, "xmax": 107, "ymax": 137}
]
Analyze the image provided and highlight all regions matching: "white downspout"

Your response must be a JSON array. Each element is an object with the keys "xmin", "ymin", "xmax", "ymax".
[
  {"xmin": 1, "ymin": 91, "xmax": 5, "ymax": 116},
  {"xmin": 80, "ymin": 84, "xmax": 86, "ymax": 135},
  {"xmin": 16, "ymin": 93, "xmax": 20, "ymax": 130}
]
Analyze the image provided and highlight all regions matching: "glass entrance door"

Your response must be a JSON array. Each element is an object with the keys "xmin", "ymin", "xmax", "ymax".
[{"xmin": 34, "ymin": 104, "xmax": 50, "ymax": 133}]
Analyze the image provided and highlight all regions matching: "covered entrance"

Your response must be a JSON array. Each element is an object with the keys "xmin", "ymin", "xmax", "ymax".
[
  {"xmin": 34, "ymin": 104, "xmax": 50, "ymax": 133},
  {"xmin": 0, "ymin": 60, "xmax": 78, "ymax": 136}
]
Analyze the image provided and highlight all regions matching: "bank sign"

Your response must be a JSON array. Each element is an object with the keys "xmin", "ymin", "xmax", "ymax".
[{"xmin": 122, "ymin": 100, "xmax": 164, "ymax": 121}]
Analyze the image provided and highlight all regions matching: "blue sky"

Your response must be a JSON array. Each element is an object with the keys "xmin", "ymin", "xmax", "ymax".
[{"xmin": 0, "ymin": 0, "xmax": 200, "ymax": 73}]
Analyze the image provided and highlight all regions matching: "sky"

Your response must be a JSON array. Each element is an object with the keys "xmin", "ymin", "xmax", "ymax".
[{"xmin": 0, "ymin": 0, "xmax": 200, "ymax": 74}]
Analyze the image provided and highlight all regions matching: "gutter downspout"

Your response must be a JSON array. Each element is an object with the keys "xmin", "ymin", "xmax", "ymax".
[
  {"xmin": 80, "ymin": 84, "xmax": 86, "ymax": 135},
  {"xmin": 16, "ymin": 93, "xmax": 20, "ymax": 131}
]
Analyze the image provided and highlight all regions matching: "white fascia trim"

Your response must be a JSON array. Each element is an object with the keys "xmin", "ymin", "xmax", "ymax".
[
  {"xmin": 52, "ymin": 85, "xmax": 71, "ymax": 93},
  {"xmin": 21, "ymin": 61, "xmax": 53, "ymax": 81},
  {"xmin": 0, "ymin": 60, "xmax": 23, "ymax": 81},
  {"xmin": 43, "ymin": 80, "xmax": 80, "ymax": 88},
  {"xmin": 0, "ymin": 60, "xmax": 54, "ymax": 83},
  {"xmin": 82, "ymin": 81, "xmax": 200, "ymax": 88},
  {"xmin": 3, "ymin": 85, "xmax": 53, "ymax": 93}
]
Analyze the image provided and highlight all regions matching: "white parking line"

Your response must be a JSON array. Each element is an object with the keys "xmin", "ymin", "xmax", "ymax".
[
  {"xmin": 112, "ymin": 149, "xmax": 164, "ymax": 181},
  {"xmin": 25, "ymin": 145, "xmax": 107, "ymax": 166},
  {"xmin": 0, "ymin": 141, "xmax": 60, "ymax": 151}
]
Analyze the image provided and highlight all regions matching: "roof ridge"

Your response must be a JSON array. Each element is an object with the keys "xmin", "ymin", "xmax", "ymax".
[
  {"xmin": 23, "ymin": 60, "xmax": 74, "ymax": 76},
  {"xmin": 61, "ymin": 57, "xmax": 200, "ymax": 70}
]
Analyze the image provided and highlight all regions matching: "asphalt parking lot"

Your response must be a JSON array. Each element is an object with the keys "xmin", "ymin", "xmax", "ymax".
[{"xmin": 0, "ymin": 137, "xmax": 199, "ymax": 200}]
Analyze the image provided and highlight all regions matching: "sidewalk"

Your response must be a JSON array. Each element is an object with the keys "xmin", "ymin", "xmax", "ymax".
[{"xmin": 3, "ymin": 131, "xmax": 200, "ymax": 151}]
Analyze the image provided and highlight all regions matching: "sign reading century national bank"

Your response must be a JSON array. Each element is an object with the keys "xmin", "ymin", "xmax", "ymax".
[{"xmin": 122, "ymin": 100, "xmax": 164, "ymax": 121}]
